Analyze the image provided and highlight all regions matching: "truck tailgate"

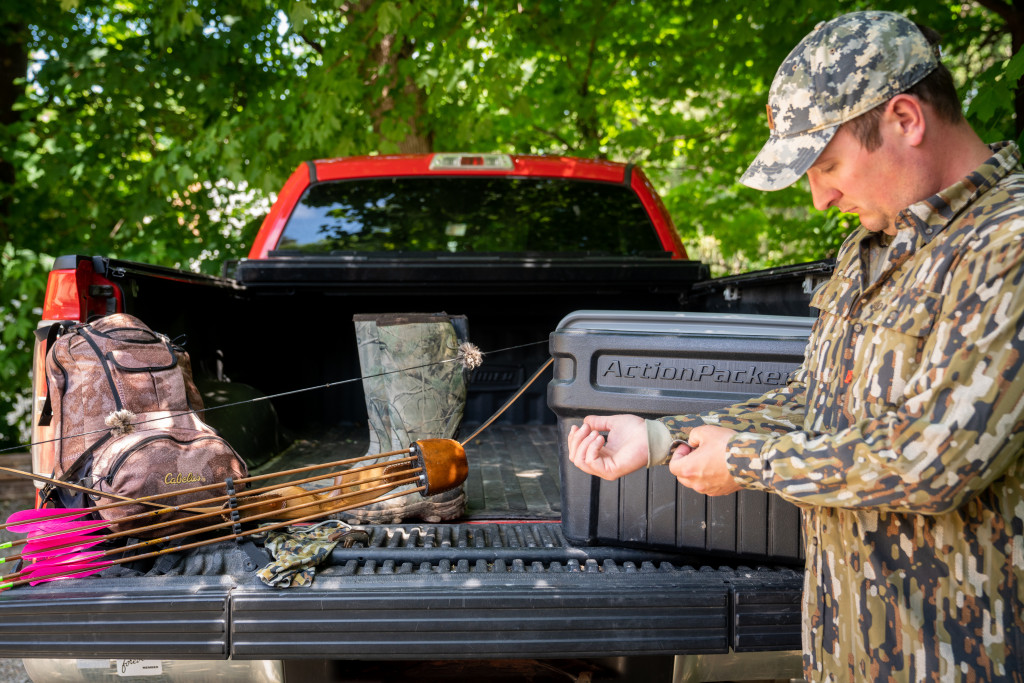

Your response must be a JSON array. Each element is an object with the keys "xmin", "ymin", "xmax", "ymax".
[
  {"xmin": 0, "ymin": 523, "xmax": 801, "ymax": 659},
  {"xmin": 232, "ymin": 522, "xmax": 802, "ymax": 659}
]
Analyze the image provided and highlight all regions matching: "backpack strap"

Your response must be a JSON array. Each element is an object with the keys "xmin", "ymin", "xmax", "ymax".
[
  {"xmin": 38, "ymin": 431, "xmax": 112, "ymax": 508},
  {"xmin": 36, "ymin": 322, "xmax": 73, "ymax": 428},
  {"xmin": 77, "ymin": 326, "xmax": 125, "ymax": 412}
]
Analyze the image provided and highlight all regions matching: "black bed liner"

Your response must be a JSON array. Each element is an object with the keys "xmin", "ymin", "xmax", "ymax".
[{"xmin": 252, "ymin": 423, "xmax": 563, "ymax": 520}]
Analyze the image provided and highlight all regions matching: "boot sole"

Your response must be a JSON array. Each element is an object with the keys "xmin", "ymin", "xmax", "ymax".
[{"xmin": 340, "ymin": 489, "xmax": 467, "ymax": 525}]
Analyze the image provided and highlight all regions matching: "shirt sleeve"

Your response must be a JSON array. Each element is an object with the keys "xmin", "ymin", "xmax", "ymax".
[
  {"xmin": 727, "ymin": 230, "xmax": 1024, "ymax": 514},
  {"xmin": 649, "ymin": 358, "xmax": 812, "ymax": 466}
]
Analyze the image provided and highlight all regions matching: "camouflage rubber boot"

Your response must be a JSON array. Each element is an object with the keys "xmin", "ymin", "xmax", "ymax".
[{"xmin": 346, "ymin": 313, "xmax": 468, "ymax": 523}]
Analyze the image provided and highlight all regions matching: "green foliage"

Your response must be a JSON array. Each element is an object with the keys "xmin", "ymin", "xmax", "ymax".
[
  {"xmin": 966, "ymin": 46, "xmax": 1024, "ymax": 145},
  {"xmin": 1, "ymin": 0, "xmax": 1022, "ymax": 448},
  {"xmin": 0, "ymin": 246, "xmax": 53, "ymax": 445}
]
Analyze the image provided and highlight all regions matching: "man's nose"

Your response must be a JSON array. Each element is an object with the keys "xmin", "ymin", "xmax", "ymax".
[{"xmin": 807, "ymin": 173, "xmax": 839, "ymax": 211}]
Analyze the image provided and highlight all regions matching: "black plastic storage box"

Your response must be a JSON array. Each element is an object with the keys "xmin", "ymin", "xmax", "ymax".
[{"xmin": 548, "ymin": 310, "xmax": 814, "ymax": 563}]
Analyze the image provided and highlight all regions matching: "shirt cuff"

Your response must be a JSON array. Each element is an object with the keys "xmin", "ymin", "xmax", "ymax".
[{"xmin": 646, "ymin": 419, "xmax": 687, "ymax": 468}]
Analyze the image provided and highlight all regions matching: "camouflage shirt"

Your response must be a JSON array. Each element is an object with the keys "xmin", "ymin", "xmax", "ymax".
[{"xmin": 660, "ymin": 142, "xmax": 1024, "ymax": 682}]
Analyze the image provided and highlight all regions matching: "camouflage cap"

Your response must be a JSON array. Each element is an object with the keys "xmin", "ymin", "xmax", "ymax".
[{"xmin": 740, "ymin": 11, "xmax": 940, "ymax": 191}]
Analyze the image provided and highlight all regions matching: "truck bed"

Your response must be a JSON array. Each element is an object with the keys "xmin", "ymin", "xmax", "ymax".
[
  {"xmin": 13, "ymin": 255, "xmax": 827, "ymax": 676},
  {"xmin": 0, "ymin": 424, "xmax": 802, "ymax": 662}
]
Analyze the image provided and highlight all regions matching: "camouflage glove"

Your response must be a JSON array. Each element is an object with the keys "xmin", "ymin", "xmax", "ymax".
[{"xmin": 257, "ymin": 520, "xmax": 353, "ymax": 588}]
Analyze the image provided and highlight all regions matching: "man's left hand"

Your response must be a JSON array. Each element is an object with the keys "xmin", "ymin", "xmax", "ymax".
[{"xmin": 669, "ymin": 425, "xmax": 742, "ymax": 496}]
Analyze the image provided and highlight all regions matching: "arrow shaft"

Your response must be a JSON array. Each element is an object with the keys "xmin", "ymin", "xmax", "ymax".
[{"xmin": 0, "ymin": 465, "xmax": 174, "ymax": 509}]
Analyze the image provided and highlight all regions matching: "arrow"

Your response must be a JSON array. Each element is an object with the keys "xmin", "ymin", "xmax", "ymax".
[
  {"xmin": 2, "ymin": 482, "xmax": 429, "ymax": 589},
  {"xmin": 0, "ymin": 465, "xmax": 176, "ymax": 512},
  {"xmin": 1, "ymin": 438, "xmax": 468, "ymax": 588},
  {"xmin": 21, "ymin": 550, "xmax": 106, "ymax": 572},
  {"xmin": 22, "ymin": 560, "xmax": 114, "ymax": 586},
  {"xmin": 1, "ymin": 455, "xmax": 433, "ymax": 584},
  {"xmin": 0, "ymin": 446, "xmax": 417, "ymax": 533},
  {"xmin": 7, "ymin": 514, "xmax": 109, "ymax": 535},
  {"xmin": 0, "ymin": 452, "xmax": 420, "ymax": 567},
  {"xmin": 21, "ymin": 536, "xmax": 108, "ymax": 559}
]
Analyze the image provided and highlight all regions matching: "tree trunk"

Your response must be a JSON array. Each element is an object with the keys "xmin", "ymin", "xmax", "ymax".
[
  {"xmin": 339, "ymin": 1, "xmax": 432, "ymax": 155},
  {"xmin": 0, "ymin": 20, "xmax": 27, "ymax": 243},
  {"xmin": 368, "ymin": 32, "xmax": 433, "ymax": 154}
]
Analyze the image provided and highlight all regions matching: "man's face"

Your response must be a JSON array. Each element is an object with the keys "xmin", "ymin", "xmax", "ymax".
[{"xmin": 805, "ymin": 123, "xmax": 908, "ymax": 236}]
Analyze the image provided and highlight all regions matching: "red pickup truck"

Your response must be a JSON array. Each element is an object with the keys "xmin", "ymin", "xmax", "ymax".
[{"xmin": 12, "ymin": 153, "xmax": 830, "ymax": 683}]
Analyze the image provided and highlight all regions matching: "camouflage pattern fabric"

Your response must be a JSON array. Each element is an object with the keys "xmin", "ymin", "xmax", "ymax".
[
  {"xmin": 257, "ymin": 520, "xmax": 350, "ymax": 588},
  {"xmin": 355, "ymin": 316, "xmax": 466, "ymax": 452},
  {"xmin": 660, "ymin": 143, "xmax": 1024, "ymax": 682},
  {"xmin": 741, "ymin": 11, "xmax": 939, "ymax": 191},
  {"xmin": 348, "ymin": 314, "xmax": 467, "ymax": 522}
]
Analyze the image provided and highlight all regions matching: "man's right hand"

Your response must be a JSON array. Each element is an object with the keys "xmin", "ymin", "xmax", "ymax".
[{"xmin": 567, "ymin": 414, "xmax": 649, "ymax": 481}]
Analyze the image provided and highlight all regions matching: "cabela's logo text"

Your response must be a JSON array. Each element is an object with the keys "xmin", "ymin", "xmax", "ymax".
[{"xmin": 165, "ymin": 472, "xmax": 206, "ymax": 485}]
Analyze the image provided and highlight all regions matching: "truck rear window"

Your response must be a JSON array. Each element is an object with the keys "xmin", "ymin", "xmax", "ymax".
[{"xmin": 276, "ymin": 176, "xmax": 663, "ymax": 255}]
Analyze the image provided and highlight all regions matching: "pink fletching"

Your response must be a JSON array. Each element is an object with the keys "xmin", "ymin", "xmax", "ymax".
[
  {"xmin": 22, "ymin": 536, "xmax": 107, "ymax": 558},
  {"xmin": 6, "ymin": 508, "xmax": 92, "ymax": 526},
  {"xmin": 25, "ymin": 520, "xmax": 109, "ymax": 537},
  {"xmin": 23, "ymin": 551, "xmax": 106, "ymax": 572},
  {"xmin": 7, "ymin": 512, "xmax": 109, "ymax": 535},
  {"xmin": 24, "ymin": 529, "xmax": 103, "ymax": 546},
  {"xmin": 27, "ymin": 561, "xmax": 111, "ymax": 586}
]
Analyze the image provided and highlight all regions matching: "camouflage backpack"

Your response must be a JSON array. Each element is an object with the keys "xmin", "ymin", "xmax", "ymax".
[{"xmin": 38, "ymin": 313, "xmax": 247, "ymax": 536}]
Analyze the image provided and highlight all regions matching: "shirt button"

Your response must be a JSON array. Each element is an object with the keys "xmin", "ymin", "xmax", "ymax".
[{"xmin": 853, "ymin": 323, "xmax": 863, "ymax": 332}]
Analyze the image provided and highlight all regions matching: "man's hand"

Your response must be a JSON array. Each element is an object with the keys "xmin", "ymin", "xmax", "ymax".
[
  {"xmin": 669, "ymin": 425, "xmax": 742, "ymax": 496},
  {"xmin": 567, "ymin": 414, "xmax": 648, "ymax": 481}
]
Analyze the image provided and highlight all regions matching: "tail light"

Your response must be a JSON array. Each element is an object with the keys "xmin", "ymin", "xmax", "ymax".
[
  {"xmin": 41, "ymin": 269, "xmax": 80, "ymax": 321},
  {"xmin": 42, "ymin": 260, "xmax": 122, "ymax": 321}
]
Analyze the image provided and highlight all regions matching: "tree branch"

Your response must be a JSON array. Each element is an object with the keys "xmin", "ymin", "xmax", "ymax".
[
  {"xmin": 530, "ymin": 124, "xmax": 574, "ymax": 150},
  {"xmin": 297, "ymin": 32, "xmax": 324, "ymax": 56}
]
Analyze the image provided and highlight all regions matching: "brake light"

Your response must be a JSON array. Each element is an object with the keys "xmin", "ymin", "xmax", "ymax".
[
  {"xmin": 41, "ymin": 262, "xmax": 123, "ymax": 321},
  {"xmin": 41, "ymin": 269, "xmax": 79, "ymax": 320},
  {"xmin": 429, "ymin": 154, "xmax": 514, "ymax": 171}
]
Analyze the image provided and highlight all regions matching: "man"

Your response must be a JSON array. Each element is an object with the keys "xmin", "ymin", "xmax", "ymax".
[{"xmin": 567, "ymin": 11, "xmax": 1024, "ymax": 682}]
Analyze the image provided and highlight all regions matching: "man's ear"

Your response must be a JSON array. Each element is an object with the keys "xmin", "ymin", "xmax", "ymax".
[{"xmin": 886, "ymin": 94, "xmax": 926, "ymax": 146}]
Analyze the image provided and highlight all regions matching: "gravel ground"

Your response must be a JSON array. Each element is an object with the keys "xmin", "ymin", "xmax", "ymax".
[{"xmin": 0, "ymin": 660, "xmax": 29, "ymax": 683}]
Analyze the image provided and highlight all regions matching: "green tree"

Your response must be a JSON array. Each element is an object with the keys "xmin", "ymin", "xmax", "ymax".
[{"xmin": 1, "ymin": 0, "xmax": 1021, "ymax": 448}]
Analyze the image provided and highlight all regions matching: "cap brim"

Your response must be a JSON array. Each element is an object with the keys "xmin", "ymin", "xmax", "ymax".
[{"xmin": 740, "ymin": 125, "xmax": 838, "ymax": 191}]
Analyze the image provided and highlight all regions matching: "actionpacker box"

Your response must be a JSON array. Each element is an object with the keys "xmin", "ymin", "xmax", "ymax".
[{"xmin": 548, "ymin": 310, "xmax": 815, "ymax": 563}]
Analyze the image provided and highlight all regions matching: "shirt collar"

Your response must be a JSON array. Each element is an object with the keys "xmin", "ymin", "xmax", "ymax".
[{"xmin": 895, "ymin": 141, "xmax": 1022, "ymax": 241}]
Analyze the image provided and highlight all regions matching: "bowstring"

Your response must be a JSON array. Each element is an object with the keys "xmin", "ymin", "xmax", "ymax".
[{"xmin": 1, "ymin": 339, "xmax": 550, "ymax": 456}]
